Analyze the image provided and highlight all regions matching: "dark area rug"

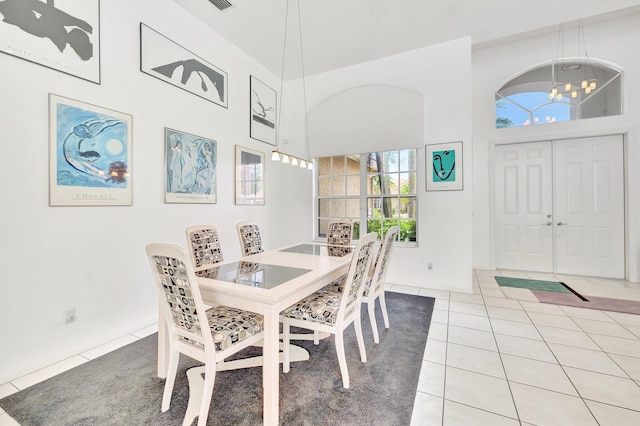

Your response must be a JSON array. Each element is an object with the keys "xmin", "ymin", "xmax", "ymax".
[{"xmin": 1, "ymin": 292, "xmax": 434, "ymax": 426}]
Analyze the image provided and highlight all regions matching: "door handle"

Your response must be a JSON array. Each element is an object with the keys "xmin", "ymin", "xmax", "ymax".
[
  {"xmin": 542, "ymin": 222, "xmax": 552, "ymax": 226},
  {"xmin": 557, "ymin": 222, "xmax": 568, "ymax": 226}
]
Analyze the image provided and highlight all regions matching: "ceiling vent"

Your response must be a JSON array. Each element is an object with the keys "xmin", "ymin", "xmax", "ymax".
[{"xmin": 208, "ymin": 0, "xmax": 234, "ymax": 11}]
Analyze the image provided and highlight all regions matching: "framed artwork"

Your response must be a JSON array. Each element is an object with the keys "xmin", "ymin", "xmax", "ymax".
[
  {"xmin": 140, "ymin": 23, "xmax": 228, "ymax": 108},
  {"xmin": 49, "ymin": 94, "xmax": 132, "ymax": 206},
  {"xmin": 425, "ymin": 141, "xmax": 463, "ymax": 191},
  {"xmin": 165, "ymin": 128, "xmax": 217, "ymax": 204},
  {"xmin": 235, "ymin": 145, "xmax": 265, "ymax": 205},
  {"xmin": 250, "ymin": 75, "xmax": 277, "ymax": 145},
  {"xmin": 0, "ymin": 0, "xmax": 101, "ymax": 83}
]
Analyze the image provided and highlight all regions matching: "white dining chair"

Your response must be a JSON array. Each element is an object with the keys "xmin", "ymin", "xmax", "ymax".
[
  {"xmin": 281, "ymin": 232, "xmax": 378, "ymax": 388},
  {"xmin": 236, "ymin": 221, "xmax": 264, "ymax": 256},
  {"xmin": 185, "ymin": 225, "xmax": 224, "ymax": 269},
  {"xmin": 146, "ymin": 243, "xmax": 264, "ymax": 426},
  {"xmin": 362, "ymin": 226, "xmax": 399, "ymax": 343}
]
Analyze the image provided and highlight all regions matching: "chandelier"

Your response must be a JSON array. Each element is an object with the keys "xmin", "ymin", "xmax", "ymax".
[
  {"xmin": 548, "ymin": 21, "xmax": 598, "ymax": 101},
  {"xmin": 271, "ymin": 0, "xmax": 313, "ymax": 170}
]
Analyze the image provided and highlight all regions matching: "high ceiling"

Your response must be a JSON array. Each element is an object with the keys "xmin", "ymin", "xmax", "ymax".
[{"xmin": 174, "ymin": 0, "xmax": 640, "ymax": 79}]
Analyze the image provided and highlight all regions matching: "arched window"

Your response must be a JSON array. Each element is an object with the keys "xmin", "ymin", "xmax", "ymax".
[{"xmin": 496, "ymin": 60, "xmax": 621, "ymax": 128}]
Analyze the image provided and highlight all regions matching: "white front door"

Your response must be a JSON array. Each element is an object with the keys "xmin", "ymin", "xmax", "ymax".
[
  {"xmin": 493, "ymin": 135, "xmax": 625, "ymax": 278},
  {"xmin": 494, "ymin": 141, "xmax": 554, "ymax": 272},
  {"xmin": 554, "ymin": 135, "xmax": 625, "ymax": 278}
]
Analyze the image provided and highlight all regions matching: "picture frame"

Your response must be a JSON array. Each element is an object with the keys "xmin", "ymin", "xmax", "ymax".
[
  {"xmin": 250, "ymin": 75, "xmax": 277, "ymax": 145},
  {"xmin": 49, "ymin": 94, "xmax": 132, "ymax": 206},
  {"xmin": 140, "ymin": 23, "xmax": 228, "ymax": 108},
  {"xmin": 165, "ymin": 128, "xmax": 217, "ymax": 204},
  {"xmin": 425, "ymin": 141, "xmax": 463, "ymax": 191},
  {"xmin": 0, "ymin": 0, "xmax": 101, "ymax": 84},
  {"xmin": 235, "ymin": 145, "xmax": 265, "ymax": 205}
]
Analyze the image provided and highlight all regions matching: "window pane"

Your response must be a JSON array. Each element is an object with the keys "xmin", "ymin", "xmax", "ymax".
[
  {"xmin": 331, "ymin": 176, "xmax": 345, "ymax": 196},
  {"xmin": 401, "ymin": 172, "xmax": 417, "ymax": 193},
  {"xmin": 331, "ymin": 199, "xmax": 345, "ymax": 217},
  {"xmin": 368, "ymin": 174, "xmax": 381, "ymax": 195},
  {"xmin": 318, "ymin": 219, "xmax": 329, "ymax": 238},
  {"xmin": 346, "ymin": 199, "xmax": 360, "ymax": 218},
  {"xmin": 319, "ymin": 199, "xmax": 330, "ymax": 217},
  {"xmin": 367, "ymin": 198, "xmax": 382, "ymax": 218},
  {"xmin": 399, "ymin": 196, "xmax": 416, "ymax": 218},
  {"xmin": 367, "ymin": 153, "xmax": 379, "ymax": 173},
  {"xmin": 400, "ymin": 220, "xmax": 417, "ymax": 242},
  {"xmin": 352, "ymin": 220, "xmax": 360, "ymax": 240},
  {"xmin": 383, "ymin": 151, "xmax": 399, "ymax": 173},
  {"xmin": 318, "ymin": 176, "xmax": 331, "ymax": 196},
  {"xmin": 346, "ymin": 175, "xmax": 360, "ymax": 196},
  {"xmin": 386, "ymin": 173, "xmax": 400, "ymax": 195},
  {"xmin": 318, "ymin": 157, "xmax": 331, "ymax": 176},
  {"xmin": 400, "ymin": 149, "xmax": 417, "ymax": 171},
  {"xmin": 346, "ymin": 155, "xmax": 360, "ymax": 174},
  {"xmin": 333, "ymin": 156, "xmax": 345, "ymax": 175}
]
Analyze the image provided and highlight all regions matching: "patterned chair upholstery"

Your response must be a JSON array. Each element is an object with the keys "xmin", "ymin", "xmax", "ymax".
[
  {"xmin": 281, "ymin": 232, "xmax": 378, "ymax": 389},
  {"xmin": 327, "ymin": 220, "xmax": 353, "ymax": 247},
  {"xmin": 236, "ymin": 221, "xmax": 264, "ymax": 256},
  {"xmin": 146, "ymin": 243, "xmax": 264, "ymax": 426},
  {"xmin": 185, "ymin": 225, "xmax": 224, "ymax": 269}
]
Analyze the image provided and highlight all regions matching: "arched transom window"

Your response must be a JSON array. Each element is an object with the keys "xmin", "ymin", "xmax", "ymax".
[{"xmin": 496, "ymin": 60, "xmax": 621, "ymax": 128}]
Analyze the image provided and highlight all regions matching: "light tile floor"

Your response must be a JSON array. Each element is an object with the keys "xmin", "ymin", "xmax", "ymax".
[{"xmin": 2, "ymin": 270, "xmax": 640, "ymax": 425}]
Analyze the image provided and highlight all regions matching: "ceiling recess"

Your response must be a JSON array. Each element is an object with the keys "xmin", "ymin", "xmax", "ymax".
[{"xmin": 208, "ymin": 0, "xmax": 234, "ymax": 12}]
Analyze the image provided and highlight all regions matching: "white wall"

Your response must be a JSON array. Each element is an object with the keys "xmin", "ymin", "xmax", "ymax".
[
  {"xmin": 0, "ymin": 0, "xmax": 312, "ymax": 382},
  {"xmin": 295, "ymin": 38, "xmax": 474, "ymax": 293},
  {"xmin": 472, "ymin": 13, "xmax": 640, "ymax": 281}
]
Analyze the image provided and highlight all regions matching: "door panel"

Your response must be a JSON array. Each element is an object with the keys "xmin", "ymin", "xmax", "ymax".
[
  {"xmin": 494, "ymin": 142, "xmax": 553, "ymax": 272},
  {"xmin": 554, "ymin": 135, "xmax": 624, "ymax": 278}
]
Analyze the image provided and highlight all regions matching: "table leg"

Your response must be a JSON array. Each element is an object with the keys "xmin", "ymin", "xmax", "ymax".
[{"xmin": 262, "ymin": 307, "xmax": 280, "ymax": 425}]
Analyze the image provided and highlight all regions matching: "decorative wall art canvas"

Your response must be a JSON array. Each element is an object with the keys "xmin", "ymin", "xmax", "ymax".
[
  {"xmin": 235, "ymin": 145, "xmax": 265, "ymax": 205},
  {"xmin": 165, "ymin": 128, "xmax": 217, "ymax": 204},
  {"xmin": 140, "ymin": 23, "xmax": 227, "ymax": 108},
  {"xmin": 250, "ymin": 75, "xmax": 276, "ymax": 145},
  {"xmin": 0, "ymin": 0, "xmax": 101, "ymax": 83},
  {"xmin": 49, "ymin": 94, "xmax": 132, "ymax": 206},
  {"xmin": 425, "ymin": 141, "xmax": 463, "ymax": 191}
]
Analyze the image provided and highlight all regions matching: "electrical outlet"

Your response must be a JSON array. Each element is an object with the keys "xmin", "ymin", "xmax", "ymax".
[
  {"xmin": 427, "ymin": 262, "xmax": 433, "ymax": 270},
  {"xmin": 65, "ymin": 309, "xmax": 76, "ymax": 324}
]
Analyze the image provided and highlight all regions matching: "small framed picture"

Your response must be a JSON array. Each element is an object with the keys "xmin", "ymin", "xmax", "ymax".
[
  {"xmin": 235, "ymin": 145, "xmax": 265, "ymax": 205},
  {"xmin": 165, "ymin": 128, "xmax": 217, "ymax": 204},
  {"xmin": 49, "ymin": 94, "xmax": 132, "ymax": 206},
  {"xmin": 425, "ymin": 141, "xmax": 463, "ymax": 191},
  {"xmin": 250, "ymin": 76, "xmax": 277, "ymax": 145}
]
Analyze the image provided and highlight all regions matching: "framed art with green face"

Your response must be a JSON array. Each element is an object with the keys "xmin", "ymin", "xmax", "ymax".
[{"xmin": 425, "ymin": 141, "xmax": 463, "ymax": 191}]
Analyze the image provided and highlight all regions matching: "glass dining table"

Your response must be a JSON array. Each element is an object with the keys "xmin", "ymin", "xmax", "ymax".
[{"xmin": 156, "ymin": 242, "xmax": 353, "ymax": 425}]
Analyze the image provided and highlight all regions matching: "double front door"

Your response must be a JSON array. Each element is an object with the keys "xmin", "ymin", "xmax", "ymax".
[{"xmin": 494, "ymin": 135, "xmax": 624, "ymax": 278}]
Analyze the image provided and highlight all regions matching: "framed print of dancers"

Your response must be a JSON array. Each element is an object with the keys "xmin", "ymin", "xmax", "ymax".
[
  {"xmin": 49, "ymin": 94, "xmax": 132, "ymax": 206},
  {"xmin": 164, "ymin": 128, "xmax": 217, "ymax": 204},
  {"xmin": 0, "ymin": 0, "xmax": 101, "ymax": 83}
]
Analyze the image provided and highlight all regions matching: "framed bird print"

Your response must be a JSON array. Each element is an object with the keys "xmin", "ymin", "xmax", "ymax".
[
  {"xmin": 425, "ymin": 141, "xmax": 463, "ymax": 191},
  {"xmin": 250, "ymin": 75, "xmax": 277, "ymax": 145},
  {"xmin": 140, "ymin": 23, "xmax": 228, "ymax": 108}
]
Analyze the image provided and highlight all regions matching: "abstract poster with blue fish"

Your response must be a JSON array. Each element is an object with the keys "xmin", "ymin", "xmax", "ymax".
[
  {"xmin": 426, "ymin": 141, "xmax": 463, "ymax": 191},
  {"xmin": 49, "ymin": 94, "xmax": 132, "ymax": 206},
  {"xmin": 0, "ymin": 0, "xmax": 100, "ymax": 83}
]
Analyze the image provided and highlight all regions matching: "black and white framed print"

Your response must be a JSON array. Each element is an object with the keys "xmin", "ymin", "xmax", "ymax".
[
  {"xmin": 140, "ymin": 23, "xmax": 228, "ymax": 108},
  {"xmin": 425, "ymin": 141, "xmax": 463, "ymax": 191},
  {"xmin": 250, "ymin": 75, "xmax": 277, "ymax": 145},
  {"xmin": 0, "ymin": 0, "xmax": 101, "ymax": 83}
]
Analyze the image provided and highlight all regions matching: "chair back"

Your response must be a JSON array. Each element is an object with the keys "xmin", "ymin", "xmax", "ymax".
[
  {"xmin": 368, "ymin": 226, "xmax": 399, "ymax": 295},
  {"xmin": 338, "ymin": 232, "xmax": 378, "ymax": 319},
  {"xmin": 327, "ymin": 220, "xmax": 353, "ymax": 247},
  {"xmin": 185, "ymin": 225, "xmax": 224, "ymax": 269},
  {"xmin": 146, "ymin": 243, "xmax": 213, "ymax": 351},
  {"xmin": 237, "ymin": 221, "xmax": 264, "ymax": 256}
]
